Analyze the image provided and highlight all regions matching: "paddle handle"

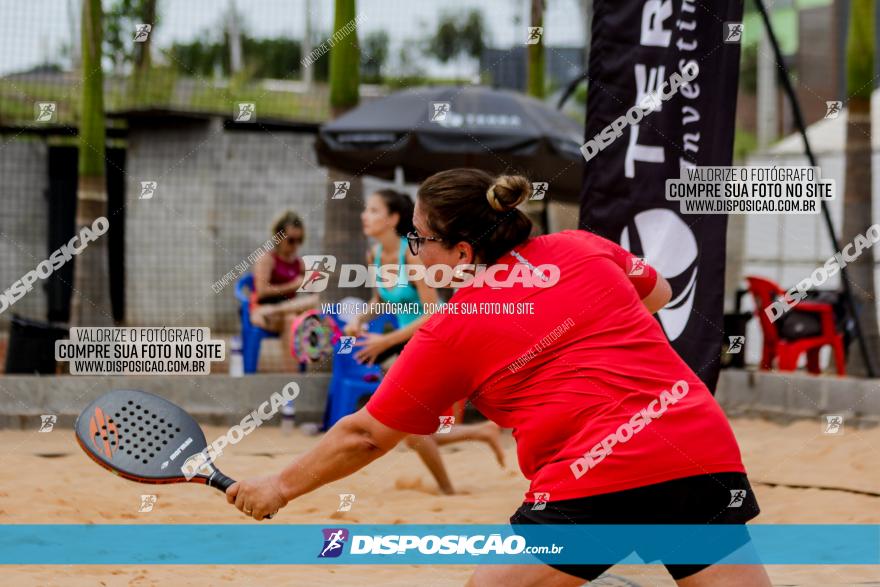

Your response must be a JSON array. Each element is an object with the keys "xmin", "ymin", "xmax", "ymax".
[
  {"xmin": 208, "ymin": 470, "xmax": 274, "ymax": 519},
  {"xmin": 208, "ymin": 470, "xmax": 236, "ymax": 492}
]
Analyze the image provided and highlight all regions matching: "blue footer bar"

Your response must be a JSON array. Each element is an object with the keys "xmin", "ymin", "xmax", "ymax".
[{"xmin": 0, "ymin": 525, "xmax": 877, "ymax": 565}]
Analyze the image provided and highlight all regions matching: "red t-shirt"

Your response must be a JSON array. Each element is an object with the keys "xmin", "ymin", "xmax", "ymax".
[{"xmin": 366, "ymin": 230, "xmax": 745, "ymax": 502}]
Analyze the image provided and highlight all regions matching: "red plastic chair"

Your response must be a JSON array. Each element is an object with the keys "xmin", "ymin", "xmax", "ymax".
[{"xmin": 745, "ymin": 276, "xmax": 846, "ymax": 375}]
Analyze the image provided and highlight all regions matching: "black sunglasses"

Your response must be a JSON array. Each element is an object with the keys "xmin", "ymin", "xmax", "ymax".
[
  {"xmin": 285, "ymin": 236, "xmax": 303, "ymax": 245},
  {"xmin": 406, "ymin": 231, "xmax": 443, "ymax": 255}
]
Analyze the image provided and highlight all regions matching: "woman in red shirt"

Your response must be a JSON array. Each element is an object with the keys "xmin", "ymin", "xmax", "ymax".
[{"xmin": 228, "ymin": 170, "xmax": 770, "ymax": 587}]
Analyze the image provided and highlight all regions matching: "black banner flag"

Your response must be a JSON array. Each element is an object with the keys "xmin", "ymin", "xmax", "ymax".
[{"xmin": 579, "ymin": 0, "xmax": 745, "ymax": 392}]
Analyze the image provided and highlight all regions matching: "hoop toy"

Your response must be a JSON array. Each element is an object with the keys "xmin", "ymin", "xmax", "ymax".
[{"xmin": 290, "ymin": 310, "xmax": 342, "ymax": 365}]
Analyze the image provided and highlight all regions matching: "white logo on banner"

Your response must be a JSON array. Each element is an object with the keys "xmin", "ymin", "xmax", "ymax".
[{"xmin": 620, "ymin": 208, "xmax": 698, "ymax": 341}]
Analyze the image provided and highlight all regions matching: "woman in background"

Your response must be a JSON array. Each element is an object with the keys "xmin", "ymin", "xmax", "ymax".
[
  {"xmin": 251, "ymin": 210, "xmax": 319, "ymax": 371},
  {"xmin": 344, "ymin": 188, "xmax": 505, "ymax": 494}
]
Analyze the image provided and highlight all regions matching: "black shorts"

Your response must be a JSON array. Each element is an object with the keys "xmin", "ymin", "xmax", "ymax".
[{"xmin": 509, "ymin": 472, "xmax": 760, "ymax": 582}]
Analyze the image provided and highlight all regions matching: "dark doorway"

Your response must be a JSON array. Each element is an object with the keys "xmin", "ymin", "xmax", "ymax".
[{"xmin": 45, "ymin": 146, "xmax": 126, "ymax": 323}]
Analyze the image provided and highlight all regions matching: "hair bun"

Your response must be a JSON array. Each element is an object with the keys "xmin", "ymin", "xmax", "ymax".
[{"xmin": 486, "ymin": 175, "xmax": 531, "ymax": 212}]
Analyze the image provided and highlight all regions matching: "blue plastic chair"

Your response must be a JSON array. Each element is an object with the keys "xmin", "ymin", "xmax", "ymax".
[
  {"xmin": 234, "ymin": 273, "xmax": 279, "ymax": 374},
  {"xmin": 322, "ymin": 313, "xmax": 398, "ymax": 430}
]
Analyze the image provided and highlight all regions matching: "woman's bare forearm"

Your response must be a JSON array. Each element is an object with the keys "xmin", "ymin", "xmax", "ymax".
[
  {"xmin": 275, "ymin": 414, "xmax": 394, "ymax": 502},
  {"xmin": 382, "ymin": 276, "xmax": 439, "ymax": 345},
  {"xmin": 384, "ymin": 313, "xmax": 430, "ymax": 346},
  {"xmin": 642, "ymin": 275, "xmax": 672, "ymax": 314},
  {"xmin": 352, "ymin": 292, "xmax": 382, "ymax": 326},
  {"xmin": 257, "ymin": 276, "xmax": 303, "ymax": 299}
]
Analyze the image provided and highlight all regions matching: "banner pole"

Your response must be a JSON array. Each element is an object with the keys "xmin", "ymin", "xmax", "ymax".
[{"xmin": 753, "ymin": 0, "xmax": 876, "ymax": 377}]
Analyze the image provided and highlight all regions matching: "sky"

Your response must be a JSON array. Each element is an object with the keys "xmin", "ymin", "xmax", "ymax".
[{"xmin": 0, "ymin": 0, "xmax": 590, "ymax": 76}]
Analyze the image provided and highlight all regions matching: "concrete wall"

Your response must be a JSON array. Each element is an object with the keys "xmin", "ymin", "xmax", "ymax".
[
  {"xmin": 717, "ymin": 369, "xmax": 880, "ymax": 425},
  {"xmin": 125, "ymin": 118, "xmax": 224, "ymax": 328},
  {"xmin": 0, "ymin": 125, "xmax": 426, "ymax": 347},
  {"xmin": 124, "ymin": 119, "xmax": 328, "ymax": 331},
  {"xmin": 212, "ymin": 126, "xmax": 328, "ymax": 331},
  {"xmin": 0, "ymin": 373, "xmax": 332, "ymax": 428},
  {"xmin": 0, "ymin": 140, "xmax": 49, "ymax": 328},
  {"xmin": 2, "ymin": 369, "xmax": 877, "ymax": 429}
]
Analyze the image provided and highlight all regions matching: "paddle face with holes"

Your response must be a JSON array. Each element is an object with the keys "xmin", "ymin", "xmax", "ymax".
[{"xmin": 75, "ymin": 389, "xmax": 235, "ymax": 492}]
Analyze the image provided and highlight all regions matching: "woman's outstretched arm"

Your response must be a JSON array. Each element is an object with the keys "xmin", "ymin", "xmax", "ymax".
[{"xmin": 226, "ymin": 408, "xmax": 409, "ymax": 520}]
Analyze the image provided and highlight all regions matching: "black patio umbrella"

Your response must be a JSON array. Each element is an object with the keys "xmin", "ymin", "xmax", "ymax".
[{"xmin": 315, "ymin": 86, "xmax": 585, "ymax": 201}]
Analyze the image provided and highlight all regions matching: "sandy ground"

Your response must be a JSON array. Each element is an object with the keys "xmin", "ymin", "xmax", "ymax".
[{"xmin": 1, "ymin": 418, "xmax": 878, "ymax": 586}]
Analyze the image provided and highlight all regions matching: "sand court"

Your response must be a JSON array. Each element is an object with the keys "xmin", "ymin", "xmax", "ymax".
[{"xmin": 0, "ymin": 417, "xmax": 878, "ymax": 585}]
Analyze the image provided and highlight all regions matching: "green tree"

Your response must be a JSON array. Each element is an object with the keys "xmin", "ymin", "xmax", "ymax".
[
  {"xmin": 361, "ymin": 30, "xmax": 389, "ymax": 83},
  {"xmin": 241, "ymin": 37, "xmax": 303, "ymax": 78},
  {"xmin": 167, "ymin": 36, "xmax": 325, "ymax": 81},
  {"xmin": 842, "ymin": 0, "xmax": 878, "ymax": 374},
  {"xmin": 72, "ymin": 0, "xmax": 113, "ymax": 325},
  {"xmin": 460, "ymin": 10, "xmax": 486, "ymax": 61},
  {"xmin": 329, "ymin": 0, "xmax": 360, "ymax": 116},
  {"xmin": 132, "ymin": 0, "xmax": 156, "ymax": 98},
  {"xmin": 428, "ymin": 13, "xmax": 459, "ymax": 63},
  {"xmin": 104, "ymin": 0, "xmax": 156, "ymax": 73},
  {"xmin": 166, "ymin": 38, "xmax": 226, "ymax": 77},
  {"xmin": 323, "ymin": 0, "xmax": 368, "ymax": 302},
  {"xmin": 426, "ymin": 10, "xmax": 486, "ymax": 64},
  {"xmin": 104, "ymin": 0, "xmax": 157, "ymax": 101},
  {"xmin": 527, "ymin": 0, "xmax": 546, "ymax": 98}
]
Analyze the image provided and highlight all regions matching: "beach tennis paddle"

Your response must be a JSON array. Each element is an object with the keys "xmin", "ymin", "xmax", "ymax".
[{"xmin": 75, "ymin": 389, "xmax": 269, "ymax": 515}]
